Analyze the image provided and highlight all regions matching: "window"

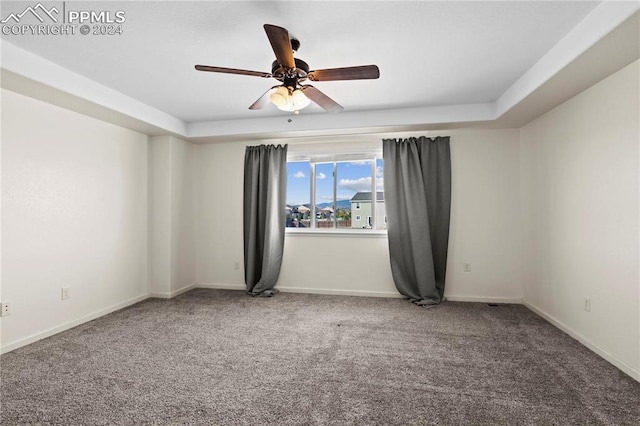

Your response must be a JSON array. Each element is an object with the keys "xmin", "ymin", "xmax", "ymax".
[{"xmin": 286, "ymin": 152, "xmax": 385, "ymax": 231}]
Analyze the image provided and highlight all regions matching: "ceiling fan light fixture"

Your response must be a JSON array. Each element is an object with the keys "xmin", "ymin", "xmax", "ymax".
[
  {"xmin": 196, "ymin": 24, "xmax": 379, "ymax": 113},
  {"xmin": 270, "ymin": 86, "xmax": 311, "ymax": 112}
]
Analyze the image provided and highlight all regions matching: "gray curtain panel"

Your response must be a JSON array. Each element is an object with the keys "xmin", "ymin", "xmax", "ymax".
[
  {"xmin": 382, "ymin": 136, "xmax": 452, "ymax": 306},
  {"xmin": 243, "ymin": 144, "xmax": 288, "ymax": 297}
]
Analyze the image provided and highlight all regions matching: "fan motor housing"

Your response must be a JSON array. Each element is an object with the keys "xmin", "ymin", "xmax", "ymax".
[{"xmin": 272, "ymin": 58, "xmax": 309, "ymax": 82}]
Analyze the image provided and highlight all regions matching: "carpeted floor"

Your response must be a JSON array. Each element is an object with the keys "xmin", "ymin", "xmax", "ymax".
[{"xmin": 1, "ymin": 289, "xmax": 638, "ymax": 425}]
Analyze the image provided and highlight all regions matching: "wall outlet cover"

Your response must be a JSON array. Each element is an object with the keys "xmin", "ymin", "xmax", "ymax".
[{"xmin": 1, "ymin": 301, "xmax": 12, "ymax": 317}]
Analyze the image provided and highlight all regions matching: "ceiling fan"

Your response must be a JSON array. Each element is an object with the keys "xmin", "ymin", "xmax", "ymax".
[{"xmin": 195, "ymin": 24, "xmax": 380, "ymax": 114}]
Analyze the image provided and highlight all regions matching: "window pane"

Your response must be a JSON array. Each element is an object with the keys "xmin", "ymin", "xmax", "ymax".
[
  {"xmin": 286, "ymin": 161, "xmax": 310, "ymax": 228},
  {"xmin": 336, "ymin": 160, "xmax": 373, "ymax": 229},
  {"xmin": 315, "ymin": 162, "xmax": 334, "ymax": 229},
  {"xmin": 335, "ymin": 161, "xmax": 361, "ymax": 229},
  {"xmin": 375, "ymin": 158, "xmax": 386, "ymax": 230}
]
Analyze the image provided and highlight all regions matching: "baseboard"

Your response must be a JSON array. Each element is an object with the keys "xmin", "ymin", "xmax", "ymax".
[
  {"xmin": 149, "ymin": 283, "xmax": 196, "ymax": 299},
  {"xmin": 523, "ymin": 301, "xmax": 640, "ymax": 382},
  {"xmin": 197, "ymin": 283, "xmax": 246, "ymax": 291},
  {"xmin": 1, "ymin": 293, "xmax": 149, "ymax": 355},
  {"xmin": 276, "ymin": 286, "xmax": 404, "ymax": 298},
  {"xmin": 196, "ymin": 283, "xmax": 403, "ymax": 298},
  {"xmin": 445, "ymin": 295, "xmax": 523, "ymax": 304},
  {"xmin": 197, "ymin": 285, "xmax": 525, "ymax": 301}
]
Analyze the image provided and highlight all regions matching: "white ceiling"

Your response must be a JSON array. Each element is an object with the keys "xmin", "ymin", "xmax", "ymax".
[{"xmin": 1, "ymin": 1, "xmax": 639, "ymax": 140}]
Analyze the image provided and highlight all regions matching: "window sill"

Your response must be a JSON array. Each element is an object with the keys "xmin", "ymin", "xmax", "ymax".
[{"xmin": 285, "ymin": 228, "xmax": 388, "ymax": 238}]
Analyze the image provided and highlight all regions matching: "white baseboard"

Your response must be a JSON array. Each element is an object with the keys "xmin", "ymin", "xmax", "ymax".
[
  {"xmin": 277, "ymin": 286, "xmax": 404, "ymax": 298},
  {"xmin": 149, "ymin": 283, "xmax": 196, "ymax": 299},
  {"xmin": 196, "ymin": 283, "xmax": 403, "ymax": 298},
  {"xmin": 197, "ymin": 283, "xmax": 246, "ymax": 291},
  {"xmin": 524, "ymin": 301, "xmax": 640, "ymax": 382},
  {"xmin": 1, "ymin": 293, "xmax": 149, "ymax": 354},
  {"xmin": 445, "ymin": 295, "xmax": 523, "ymax": 304},
  {"xmin": 196, "ymin": 284, "xmax": 527, "ymax": 301}
]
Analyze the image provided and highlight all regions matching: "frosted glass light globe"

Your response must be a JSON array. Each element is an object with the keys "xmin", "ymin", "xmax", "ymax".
[
  {"xmin": 291, "ymin": 89, "xmax": 311, "ymax": 110},
  {"xmin": 270, "ymin": 86, "xmax": 289, "ymax": 107}
]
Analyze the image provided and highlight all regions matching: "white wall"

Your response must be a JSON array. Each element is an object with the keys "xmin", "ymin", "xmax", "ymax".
[
  {"xmin": 447, "ymin": 129, "xmax": 522, "ymax": 301},
  {"xmin": 148, "ymin": 135, "xmax": 198, "ymax": 297},
  {"xmin": 1, "ymin": 89, "xmax": 149, "ymax": 352},
  {"xmin": 196, "ymin": 130, "xmax": 523, "ymax": 302},
  {"xmin": 197, "ymin": 142, "xmax": 245, "ymax": 288},
  {"xmin": 170, "ymin": 136, "xmax": 198, "ymax": 293},
  {"xmin": 521, "ymin": 60, "xmax": 639, "ymax": 379},
  {"xmin": 148, "ymin": 137, "xmax": 171, "ymax": 295},
  {"xmin": 279, "ymin": 234, "xmax": 396, "ymax": 297}
]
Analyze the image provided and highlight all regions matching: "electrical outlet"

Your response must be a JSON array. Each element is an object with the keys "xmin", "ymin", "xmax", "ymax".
[
  {"xmin": 1, "ymin": 301, "xmax": 12, "ymax": 317},
  {"xmin": 233, "ymin": 261, "xmax": 240, "ymax": 270},
  {"xmin": 583, "ymin": 297, "xmax": 591, "ymax": 312},
  {"xmin": 61, "ymin": 287, "xmax": 70, "ymax": 300},
  {"xmin": 463, "ymin": 262, "xmax": 471, "ymax": 272}
]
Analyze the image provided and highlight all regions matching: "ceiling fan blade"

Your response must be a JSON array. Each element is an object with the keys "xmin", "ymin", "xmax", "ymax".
[
  {"xmin": 195, "ymin": 65, "xmax": 271, "ymax": 78},
  {"xmin": 264, "ymin": 24, "xmax": 295, "ymax": 69},
  {"xmin": 249, "ymin": 86, "xmax": 278, "ymax": 110},
  {"xmin": 302, "ymin": 85, "xmax": 343, "ymax": 113},
  {"xmin": 308, "ymin": 65, "xmax": 380, "ymax": 82}
]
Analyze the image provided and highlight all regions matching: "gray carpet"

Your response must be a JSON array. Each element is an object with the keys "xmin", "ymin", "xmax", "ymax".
[{"xmin": 1, "ymin": 289, "xmax": 639, "ymax": 425}]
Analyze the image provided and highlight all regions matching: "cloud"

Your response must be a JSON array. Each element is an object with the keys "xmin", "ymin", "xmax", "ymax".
[
  {"xmin": 339, "ymin": 176, "xmax": 384, "ymax": 192},
  {"xmin": 339, "ymin": 177, "xmax": 372, "ymax": 192},
  {"xmin": 317, "ymin": 172, "xmax": 327, "ymax": 180},
  {"xmin": 293, "ymin": 171, "xmax": 306, "ymax": 178}
]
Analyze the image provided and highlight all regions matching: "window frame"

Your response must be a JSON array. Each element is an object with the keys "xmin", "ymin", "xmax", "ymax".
[{"xmin": 286, "ymin": 149, "xmax": 386, "ymax": 235}]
